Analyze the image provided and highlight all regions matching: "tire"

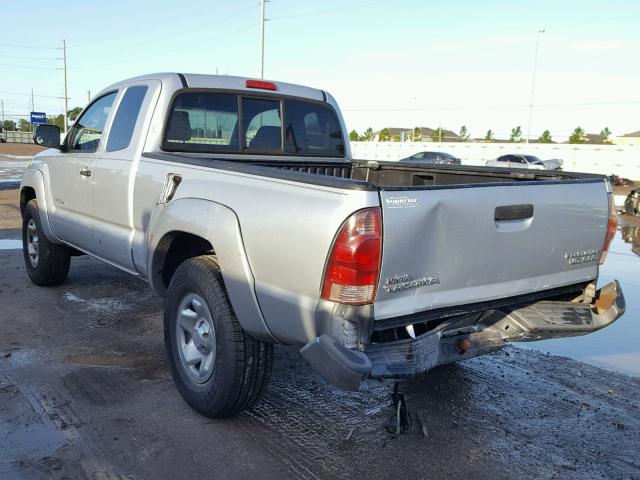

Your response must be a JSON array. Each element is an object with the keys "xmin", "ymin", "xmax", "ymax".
[
  {"xmin": 22, "ymin": 199, "xmax": 71, "ymax": 286},
  {"xmin": 164, "ymin": 255, "xmax": 273, "ymax": 418}
]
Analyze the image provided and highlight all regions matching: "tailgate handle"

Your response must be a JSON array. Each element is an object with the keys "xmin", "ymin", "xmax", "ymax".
[{"xmin": 495, "ymin": 204, "xmax": 534, "ymax": 221}]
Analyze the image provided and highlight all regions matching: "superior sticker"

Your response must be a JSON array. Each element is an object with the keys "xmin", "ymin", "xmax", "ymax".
[{"xmin": 384, "ymin": 196, "xmax": 418, "ymax": 209}]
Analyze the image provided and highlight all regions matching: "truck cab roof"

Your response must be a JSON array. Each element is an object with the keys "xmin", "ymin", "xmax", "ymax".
[{"xmin": 98, "ymin": 73, "xmax": 328, "ymax": 103}]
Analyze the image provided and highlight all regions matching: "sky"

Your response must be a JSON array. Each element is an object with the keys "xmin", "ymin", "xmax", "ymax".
[{"xmin": 1, "ymin": 0, "xmax": 639, "ymax": 141}]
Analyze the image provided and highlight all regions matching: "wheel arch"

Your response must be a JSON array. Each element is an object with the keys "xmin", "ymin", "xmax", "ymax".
[
  {"xmin": 148, "ymin": 198, "xmax": 276, "ymax": 342},
  {"xmin": 20, "ymin": 170, "xmax": 58, "ymax": 243}
]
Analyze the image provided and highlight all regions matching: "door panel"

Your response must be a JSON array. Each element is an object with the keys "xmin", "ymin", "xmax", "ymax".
[
  {"xmin": 49, "ymin": 153, "xmax": 95, "ymax": 250},
  {"xmin": 91, "ymin": 81, "xmax": 160, "ymax": 271},
  {"xmin": 49, "ymin": 92, "xmax": 118, "ymax": 252}
]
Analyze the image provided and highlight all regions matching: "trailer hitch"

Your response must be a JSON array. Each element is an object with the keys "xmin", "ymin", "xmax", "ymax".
[{"xmin": 385, "ymin": 382, "xmax": 411, "ymax": 435}]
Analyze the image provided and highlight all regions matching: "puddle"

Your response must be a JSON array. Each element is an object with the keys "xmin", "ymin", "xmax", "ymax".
[
  {"xmin": 0, "ymin": 383, "xmax": 66, "ymax": 468},
  {"xmin": 0, "ymin": 239, "xmax": 22, "ymax": 250},
  {"xmin": 531, "ymin": 215, "xmax": 640, "ymax": 377},
  {"xmin": 63, "ymin": 291, "xmax": 129, "ymax": 313},
  {"xmin": 67, "ymin": 354, "xmax": 138, "ymax": 369},
  {"xmin": 66, "ymin": 353, "xmax": 166, "ymax": 378}
]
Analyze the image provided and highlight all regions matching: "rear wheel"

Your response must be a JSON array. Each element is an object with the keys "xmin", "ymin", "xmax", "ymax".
[
  {"xmin": 164, "ymin": 255, "xmax": 273, "ymax": 418},
  {"xmin": 22, "ymin": 199, "xmax": 70, "ymax": 286}
]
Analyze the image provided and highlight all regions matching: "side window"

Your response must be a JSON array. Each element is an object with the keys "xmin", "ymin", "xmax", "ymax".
[
  {"xmin": 242, "ymin": 98, "xmax": 281, "ymax": 152},
  {"xmin": 163, "ymin": 92, "xmax": 239, "ymax": 152},
  {"xmin": 284, "ymin": 99, "xmax": 344, "ymax": 157},
  {"xmin": 106, "ymin": 86, "xmax": 148, "ymax": 152},
  {"xmin": 68, "ymin": 92, "xmax": 117, "ymax": 152}
]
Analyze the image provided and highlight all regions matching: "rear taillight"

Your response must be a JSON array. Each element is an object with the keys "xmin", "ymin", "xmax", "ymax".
[
  {"xmin": 600, "ymin": 192, "xmax": 617, "ymax": 265},
  {"xmin": 321, "ymin": 208, "xmax": 382, "ymax": 305}
]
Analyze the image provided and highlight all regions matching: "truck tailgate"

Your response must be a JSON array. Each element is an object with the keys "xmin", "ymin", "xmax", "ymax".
[{"xmin": 375, "ymin": 180, "xmax": 608, "ymax": 320}]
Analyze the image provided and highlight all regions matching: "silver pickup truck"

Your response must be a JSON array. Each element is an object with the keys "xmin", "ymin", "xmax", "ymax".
[{"xmin": 22, "ymin": 73, "xmax": 624, "ymax": 418}]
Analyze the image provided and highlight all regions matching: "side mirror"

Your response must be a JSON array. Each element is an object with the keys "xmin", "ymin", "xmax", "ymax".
[{"xmin": 34, "ymin": 124, "xmax": 61, "ymax": 149}]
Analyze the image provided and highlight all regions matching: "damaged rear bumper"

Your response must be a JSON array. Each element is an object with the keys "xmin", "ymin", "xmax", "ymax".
[{"xmin": 301, "ymin": 280, "xmax": 625, "ymax": 391}]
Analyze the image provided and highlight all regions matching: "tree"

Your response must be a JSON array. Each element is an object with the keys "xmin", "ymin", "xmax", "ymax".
[
  {"xmin": 509, "ymin": 125, "xmax": 522, "ymax": 143},
  {"xmin": 538, "ymin": 130, "xmax": 553, "ymax": 143},
  {"xmin": 378, "ymin": 128, "xmax": 390, "ymax": 142},
  {"xmin": 459, "ymin": 125, "xmax": 470, "ymax": 142},
  {"xmin": 47, "ymin": 114, "xmax": 65, "ymax": 130},
  {"xmin": 431, "ymin": 128, "xmax": 445, "ymax": 142},
  {"xmin": 349, "ymin": 130, "xmax": 359, "ymax": 141},
  {"xmin": 391, "ymin": 133, "xmax": 401, "ymax": 142},
  {"xmin": 409, "ymin": 127, "xmax": 422, "ymax": 142},
  {"xmin": 67, "ymin": 106, "xmax": 82, "ymax": 122},
  {"xmin": 362, "ymin": 127, "xmax": 374, "ymax": 141},
  {"xmin": 2, "ymin": 120, "xmax": 16, "ymax": 131},
  {"xmin": 600, "ymin": 127, "xmax": 612, "ymax": 144},
  {"xmin": 483, "ymin": 130, "xmax": 495, "ymax": 142},
  {"xmin": 18, "ymin": 119, "xmax": 31, "ymax": 132},
  {"xmin": 569, "ymin": 127, "xmax": 586, "ymax": 144}
]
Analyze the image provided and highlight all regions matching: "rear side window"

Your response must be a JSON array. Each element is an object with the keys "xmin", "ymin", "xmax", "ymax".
[
  {"xmin": 107, "ymin": 86, "xmax": 148, "ymax": 152},
  {"xmin": 163, "ymin": 92, "xmax": 239, "ymax": 152},
  {"xmin": 284, "ymin": 99, "xmax": 344, "ymax": 157},
  {"xmin": 162, "ymin": 91, "xmax": 344, "ymax": 157},
  {"xmin": 242, "ymin": 98, "xmax": 281, "ymax": 152}
]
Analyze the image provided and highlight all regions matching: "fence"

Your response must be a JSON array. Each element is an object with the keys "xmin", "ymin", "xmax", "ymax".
[
  {"xmin": 3, "ymin": 131, "xmax": 35, "ymax": 144},
  {"xmin": 350, "ymin": 141, "xmax": 640, "ymax": 180}
]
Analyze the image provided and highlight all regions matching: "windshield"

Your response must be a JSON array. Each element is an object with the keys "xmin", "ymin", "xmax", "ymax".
[{"xmin": 523, "ymin": 155, "xmax": 543, "ymax": 163}]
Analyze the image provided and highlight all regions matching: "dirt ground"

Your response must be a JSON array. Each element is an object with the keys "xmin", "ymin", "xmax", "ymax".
[
  {"xmin": 0, "ymin": 188, "xmax": 21, "ymax": 230},
  {"xmin": 0, "ymin": 188, "xmax": 638, "ymax": 479},
  {"xmin": 0, "ymin": 143, "xmax": 47, "ymax": 156}
]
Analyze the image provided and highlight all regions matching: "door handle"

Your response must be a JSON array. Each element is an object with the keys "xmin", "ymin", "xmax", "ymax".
[
  {"xmin": 79, "ymin": 169, "xmax": 92, "ymax": 177},
  {"xmin": 495, "ymin": 204, "xmax": 534, "ymax": 221}
]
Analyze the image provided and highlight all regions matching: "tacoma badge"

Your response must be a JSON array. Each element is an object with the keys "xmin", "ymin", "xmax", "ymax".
[{"xmin": 383, "ymin": 274, "xmax": 440, "ymax": 293}]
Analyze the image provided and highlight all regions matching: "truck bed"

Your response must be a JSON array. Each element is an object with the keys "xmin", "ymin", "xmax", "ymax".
[
  {"xmin": 247, "ymin": 158, "xmax": 602, "ymax": 188},
  {"xmin": 254, "ymin": 158, "xmax": 608, "ymax": 319},
  {"xmin": 146, "ymin": 154, "xmax": 600, "ymax": 190}
]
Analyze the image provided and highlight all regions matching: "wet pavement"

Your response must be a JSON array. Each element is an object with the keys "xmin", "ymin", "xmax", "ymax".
[
  {"xmin": 0, "ymin": 168, "xmax": 639, "ymax": 478},
  {"xmin": 0, "ymin": 249, "xmax": 639, "ymax": 479},
  {"xmin": 0, "ymin": 155, "xmax": 30, "ymax": 190},
  {"xmin": 531, "ymin": 215, "xmax": 640, "ymax": 377}
]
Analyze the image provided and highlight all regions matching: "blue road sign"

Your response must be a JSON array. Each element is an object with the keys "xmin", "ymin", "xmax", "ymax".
[{"xmin": 30, "ymin": 112, "xmax": 47, "ymax": 125}]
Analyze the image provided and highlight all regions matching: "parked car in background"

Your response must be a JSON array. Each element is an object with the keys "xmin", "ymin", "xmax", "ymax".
[
  {"xmin": 486, "ymin": 154, "xmax": 563, "ymax": 171},
  {"xmin": 400, "ymin": 151, "xmax": 461, "ymax": 165},
  {"xmin": 607, "ymin": 174, "xmax": 633, "ymax": 187}
]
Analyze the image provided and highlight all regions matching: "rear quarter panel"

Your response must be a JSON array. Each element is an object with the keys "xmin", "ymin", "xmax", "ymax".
[{"xmin": 134, "ymin": 157, "xmax": 378, "ymax": 344}]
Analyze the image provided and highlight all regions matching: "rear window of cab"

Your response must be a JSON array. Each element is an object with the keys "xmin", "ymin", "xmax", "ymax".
[{"xmin": 162, "ymin": 91, "xmax": 345, "ymax": 158}]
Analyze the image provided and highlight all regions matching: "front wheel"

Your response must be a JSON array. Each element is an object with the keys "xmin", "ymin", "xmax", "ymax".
[
  {"xmin": 22, "ymin": 199, "xmax": 71, "ymax": 286},
  {"xmin": 164, "ymin": 255, "xmax": 273, "ymax": 418}
]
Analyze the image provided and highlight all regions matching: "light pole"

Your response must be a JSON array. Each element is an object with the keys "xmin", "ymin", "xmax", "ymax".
[
  {"xmin": 526, "ymin": 28, "xmax": 545, "ymax": 144},
  {"xmin": 259, "ymin": 0, "xmax": 268, "ymax": 79}
]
